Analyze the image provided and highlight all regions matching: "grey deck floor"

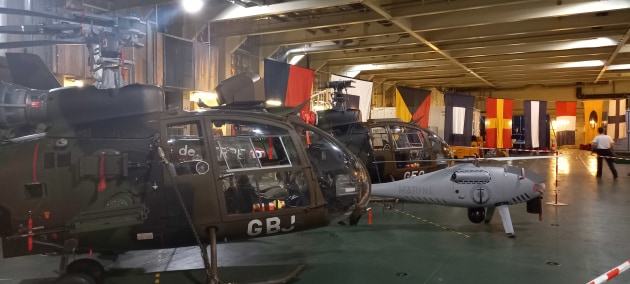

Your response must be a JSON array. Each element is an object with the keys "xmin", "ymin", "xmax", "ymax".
[{"xmin": 2, "ymin": 149, "xmax": 630, "ymax": 284}]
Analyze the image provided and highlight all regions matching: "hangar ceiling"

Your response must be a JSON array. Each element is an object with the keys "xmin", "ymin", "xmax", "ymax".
[{"xmin": 91, "ymin": 0, "xmax": 630, "ymax": 91}]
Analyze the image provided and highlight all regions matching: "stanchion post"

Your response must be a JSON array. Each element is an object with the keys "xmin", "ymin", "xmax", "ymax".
[{"xmin": 547, "ymin": 149, "xmax": 568, "ymax": 206}]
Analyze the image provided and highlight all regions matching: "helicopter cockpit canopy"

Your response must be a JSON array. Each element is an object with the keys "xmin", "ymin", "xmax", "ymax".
[
  {"xmin": 165, "ymin": 113, "xmax": 369, "ymax": 225},
  {"xmin": 291, "ymin": 118, "xmax": 370, "ymax": 223}
]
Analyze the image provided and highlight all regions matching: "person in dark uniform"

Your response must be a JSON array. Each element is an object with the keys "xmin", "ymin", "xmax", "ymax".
[
  {"xmin": 591, "ymin": 127, "xmax": 618, "ymax": 179},
  {"xmin": 225, "ymin": 175, "xmax": 258, "ymax": 213}
]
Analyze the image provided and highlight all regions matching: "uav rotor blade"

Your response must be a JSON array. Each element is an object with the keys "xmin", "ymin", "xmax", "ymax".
[{"xmin": 372, "ymin": 155, "xmax": 563, "ymax": 164}]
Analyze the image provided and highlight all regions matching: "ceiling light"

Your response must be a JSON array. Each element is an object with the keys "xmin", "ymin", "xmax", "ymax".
[
  {"xmin": 608, "ymin": 64, "xmax": 630, "ymax": 70},
  {"xmin": 289, "ymin": 55, "xmax": 305, "ymax": 65},
  {"xmin": 191, "ymin": 92, "xmax": 217, "ymax": 102},
  {"xmin": 182, "ymin": 0, "xmax": 203, "ymax": 13},
  {"xmin": 559, "ymin": 60, "xmax": 604, "ymax": 68},
  {"xmin": 266, "ymin": 99, "xmax": 282, "ymax": 106},
  {"xmin": 564, "ymin": 37, "xmax": 617, "ymax": 49}
]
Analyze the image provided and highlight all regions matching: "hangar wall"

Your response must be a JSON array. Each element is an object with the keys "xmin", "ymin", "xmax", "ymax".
[{"xmin": 469, "ymin": 81, "xmax": 630, "ymax": 147}]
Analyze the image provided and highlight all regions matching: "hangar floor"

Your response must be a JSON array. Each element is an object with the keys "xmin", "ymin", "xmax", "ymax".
[{"xmin": 1, "ymin": 149, "xmax": 630, "ymax": 284}]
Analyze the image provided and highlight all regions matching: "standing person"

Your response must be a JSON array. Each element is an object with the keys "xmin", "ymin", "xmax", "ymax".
[{"xmin": 591, "ymin": 127, "xmax": 618, "ymax": 179}]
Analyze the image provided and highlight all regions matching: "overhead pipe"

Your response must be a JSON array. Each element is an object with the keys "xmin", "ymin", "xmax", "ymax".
[
  {"xmin": 280, "ymin": 44, "xmax": 343, "ymax": 62},
  {"xmin": 576, "ymin": 85, "xmax": 628, "ymax": 100}
]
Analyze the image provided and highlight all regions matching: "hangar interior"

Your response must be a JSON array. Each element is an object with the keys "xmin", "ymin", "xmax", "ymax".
[
  {"xmin": 1, "ymin": 0, "xmax": 630, "ymax": 283},
  {"xmin": 2, "ymin": 0, "xmax": 630, "ymax": 146}
]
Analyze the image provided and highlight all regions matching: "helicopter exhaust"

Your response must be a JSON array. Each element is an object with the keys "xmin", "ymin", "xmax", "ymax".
[
  {"xmin": 0, "ymin": 52, "xmax": 165, "ymax": 138},
  {"xmin": 0, "ymin": 82, "xmax": 165, "ymax": 137},
  {"xmin": 0, "ymin": 83, "xmax": 48, "ymax": 133}
]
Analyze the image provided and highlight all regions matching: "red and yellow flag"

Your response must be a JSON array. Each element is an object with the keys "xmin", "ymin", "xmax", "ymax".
[{"xmin": 485, "ymin": 98, "xmax": 514, "ymax": 148}]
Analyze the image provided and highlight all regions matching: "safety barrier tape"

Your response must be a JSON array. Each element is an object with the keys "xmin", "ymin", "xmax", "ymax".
[
  {"xmin": 591, "ymin": 154, "xmax": 630, "ymax": 161},
  {"xmin": 475, "ymin": 147, "xmax": 557, "ymax": 154},
  {"xmin": 587, "ymin": 260, "xmax": 630, "ymax": 284}
]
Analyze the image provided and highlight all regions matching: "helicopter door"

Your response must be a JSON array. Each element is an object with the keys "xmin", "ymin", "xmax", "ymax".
[
  {"xmin": 420, "ymin": 129, "xmax": 450, "ymax": 170},
  {"xmin": 389, "ymin": 125, "xmax": 433, "ymax": 180},
  {"xmin": 209, "ymin": 119, "xmax": 312, "ymax": 222},
  {"xmin": 161, "ymin": 120, "xmax": 220, "ymax": 226},
  {"xmin": 370, "ymin": 126, "xmax": 391, "ymax": 182}
]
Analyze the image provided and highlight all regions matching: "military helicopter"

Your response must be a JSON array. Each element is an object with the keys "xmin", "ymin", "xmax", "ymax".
[
  {"xmin": 314, "ymin": 81, "xmax": 452, "ymax": 184},
  {"xmin": 312, "ymin": 80, "xmax": 546, "ymax": 237},
  {"xmin": 0, "ymin": 56, "xmax": 370, "ymax": 283}
]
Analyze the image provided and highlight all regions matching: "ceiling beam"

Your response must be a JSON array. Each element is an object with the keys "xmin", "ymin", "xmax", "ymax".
[
  {"xmin": 385, "ymin": 0, "xmax": 543, "ymax": 18},
  {"xmin": 211, "ymin": 0, "xmax": 540, "ymax": 37},
  {"xmin": 255, "ymin": 10, "xmax": 630, "ymax": 48},
  {"xmin": 211, "ymin": 9, "xmax": 381, "ymax": 37},
  {"xmin": 423, "ymin": 11, "xmax": 630, "ymax": 44},
  {"xmin": 207, "ymin": 0, "xmax": 363, "ymax": 22},
  {"xmin": 306, "ymin": 29, "xmax": 623, "ymax": 63},
  {"xmin": 360, "ymin": 0, "xmax": 494, "ymax": 87},
  {"xmin": 108, "ymin": 0, "xmax": 175, "ymax": 10},
  {"xmin": 408, "ymin": 0, "xmax": 630, "ymax": 32},
  {"xmin": 258, "ymin": 23, "xmax": 403, "ymax": 46},
  {"xmin": 594, "ymin": 28, "xmax": 630, "ymax": 83}
]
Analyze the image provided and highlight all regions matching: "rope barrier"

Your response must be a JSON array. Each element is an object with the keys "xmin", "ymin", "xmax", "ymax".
[
  {"xmin": 587, "ymin": 260, "xmax": 630, "ymax": 284},
  {"xmin": 588, "ymin": 153, "xmax": 630, "ymax": 161},
  {"xmin": 474, "ymin": 147, "xmax": 630, "ymax": 162}
]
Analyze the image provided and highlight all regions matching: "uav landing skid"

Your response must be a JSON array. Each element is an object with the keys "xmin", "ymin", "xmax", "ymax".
[
  {"xmin": 380, "ymin": 200, "xmax": 517, "ymax": 239},
  {"xmin": 485, "ymin": 205, "xmax": 515, "ymax": 238}
]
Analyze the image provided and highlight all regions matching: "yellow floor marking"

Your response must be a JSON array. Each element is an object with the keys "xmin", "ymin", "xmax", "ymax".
[{"xmin": 374, "ymin": 203, "xmax": 471, "ymax": 238}]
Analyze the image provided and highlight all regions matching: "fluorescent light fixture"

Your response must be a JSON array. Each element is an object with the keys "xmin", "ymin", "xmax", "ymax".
[
  {"xmin": 343, "ymin": 70, "xmax": 361, "ymax": 78},
  {"xmin": 312, "ymin": 104, "xmax": 327, "ymax": 111},
  {"xmin": 559, "ymin": 60, "xmax": 604, "ymax": 68},
  {"xmin": 289, "ymin": 54, "xmax": 305, "ymax": 65},
  {"xmin": 564, "ymin": 37, "xmax": 617, "ymax": 49},
  {"xmin": 608, "ymin": 64, "xmax": 630, "ymax": 70},
  {"xmin": 266, "ymin": 99, "xmax": 282, "ymax": 106},
  {"xmin": 190, "ymin": 92, "xmax": 217, "ymax": 102},
  {"xmin": 182, "ymin": 0, "xmax": 203, "ymax": 13}
]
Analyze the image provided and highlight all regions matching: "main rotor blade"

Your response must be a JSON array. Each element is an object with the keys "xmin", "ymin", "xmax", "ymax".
[
  {"xmin": 0, "ymin": 40, "xmax": 84, "ymax": 50},
  {"xmin": 0, "ymin": 7, "xmax": 115, "ymax": 27}
]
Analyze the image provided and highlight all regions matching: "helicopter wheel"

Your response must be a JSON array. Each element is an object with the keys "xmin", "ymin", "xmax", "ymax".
[
  {"xmin": 54, "ymin": 273, "xmax": 96, "ymax": 284},
  {"xmin": 64, "ymin": 259, "xmax": 105, "ymax": 284}
]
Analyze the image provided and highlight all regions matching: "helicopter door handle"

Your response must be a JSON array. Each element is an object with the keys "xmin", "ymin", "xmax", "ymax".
[{"xmin": 219, "ymin": 172, "xmax": 234, "ymax": 179}]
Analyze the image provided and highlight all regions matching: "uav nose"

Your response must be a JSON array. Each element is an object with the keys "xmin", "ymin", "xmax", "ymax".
[{"xmin": 533, "ymin": 182, "xmax": 545, "ymax": 195}]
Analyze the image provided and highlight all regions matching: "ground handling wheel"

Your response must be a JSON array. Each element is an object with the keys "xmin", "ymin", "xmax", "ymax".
[
  {"xmin": 61, "ymin": 259, "xmax": 105, "ymax": 284},
  {"xmin": 54, "ymin": 273, "xmax": 96, "ymax": 284}
]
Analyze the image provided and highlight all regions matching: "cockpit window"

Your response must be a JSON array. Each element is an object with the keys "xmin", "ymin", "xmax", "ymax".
[
  {"xmin": 166, "ymin": 121, "xmax": 208, "ymax": 175},
  {"xmin": 212, "ymin": 120, "xmax": 296, "ymax": 171},
  {"xmin": 390, "ymin": 125, "xmax": 432, "ymax": 169},
  {"xmin": 293, "ymin": 123, "xmax": 370, "ymax": 223},
  {"xmin": 211, "ymin": 120, "xmax": 308, "ymax": 216},
  {"xmin": 391, "ymin": 126, "xmax": 425, "ymax": 150},
  {"xmin": 424, "ymin": 129, "xmax": 451, "ymax": 160},
  {"xmin": 370, "ymin": 127, "xmax": 389, "ymax": 150}
]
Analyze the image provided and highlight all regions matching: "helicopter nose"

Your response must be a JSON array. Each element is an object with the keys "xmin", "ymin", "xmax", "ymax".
[{"xmin": 327, "ymin": 158, "xmax": 371, "ymax": 225}]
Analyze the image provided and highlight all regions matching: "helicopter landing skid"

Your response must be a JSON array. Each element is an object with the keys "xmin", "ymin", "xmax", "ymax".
[{"xmin": 204, "ymin": 227, "xmax": 307, "ymax": 284}]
